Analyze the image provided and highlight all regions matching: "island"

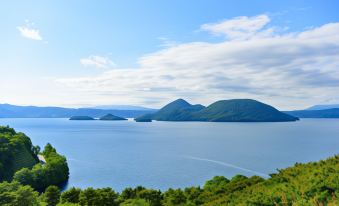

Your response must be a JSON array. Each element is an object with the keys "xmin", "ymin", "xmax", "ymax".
[
  {"xmin": 99, "ymin": 113, "xmax": 127, "ymax": 121},
  {"xmin": 135, "ymin": 118, "xmax": 152, "ymax": 122},
  {"xmin": 69, "ymin": 116, "xmax": 95, "ymax": 120},
  {"xmin": 135, "ymin": 98, "xmax": 299, "ymax": 122}
]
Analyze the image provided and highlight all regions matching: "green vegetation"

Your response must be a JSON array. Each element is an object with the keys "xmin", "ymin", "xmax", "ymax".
[
  {"xmin": 13, "ymin": 143, "xmax": 69, "ymax": 190},
  {"xmin": 1, "ymin": 155, "xmax": 337, "ymax": 205},
  {"xmin": 99, "ymin": 114, "xmax": 127, "ymax": 121},
  {"xmin": 0, "ymin": 126, "xmax": 38, "ymax": 181},
  {"xmin": 0, "ymin": 126, "xmax": 69, "ymax": 191},
  {"xmin": 136, "ymin": 99, "xmax": 299, "ymax": 122},
  {"xmin": 69, "ymin": 116, "xmax": 95, "ymax": 120}
]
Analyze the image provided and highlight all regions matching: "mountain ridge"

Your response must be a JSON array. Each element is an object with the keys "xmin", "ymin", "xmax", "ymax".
[{"xmin": 0, "ymin": 103, "xmax": 155, "ymax": 118}]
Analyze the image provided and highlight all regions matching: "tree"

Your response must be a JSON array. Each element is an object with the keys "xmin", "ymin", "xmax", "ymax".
[
  {"xmin": 162, "ymin": 189, "xmax": 186, "ymax": 206},
  {"xmin": 0, "ymin": 181, "xmax": 39, "ymax": 206},
  {"xmin": 79, "ymin": 187, "xmax": 97, "ymax": 206},
  {"xmin": 13, "ymin": 168, "xmax": 34, "ymax": 186},
  {"xmin": 14, "ymin": 185, "xmax": 40, "ymax": 206},
  {"xmin": 61, "ymin": 187, "xmax": 81, "ymax": 203},
  {"xmin": 44, "ymin": 185, "xmax": 61, "ymax": 206},
  {"xmin": 95, "ymin": 188, "xmax": 118, "ymax": 206}
]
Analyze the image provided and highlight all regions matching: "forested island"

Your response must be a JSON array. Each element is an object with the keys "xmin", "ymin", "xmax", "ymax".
[
  {"xmin": 0, "ymin": 126, "xmax": 338, "ymax": 206},
  {"xmin": 135, "ymin": 99, "xmax": 299, "ymax": 122},
  {"xmin": 99, "ymin": 114, "xmax": 127, "ymax": 121},
  {"xmin": 69, "ymin": 116, "xmax": 95, "ymax": 120}
]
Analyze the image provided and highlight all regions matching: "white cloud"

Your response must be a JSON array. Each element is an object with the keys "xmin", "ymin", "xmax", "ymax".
[
  {"xmin": 56, "ymin": 15, "xmax": 339, "ymax": 109},
  {"xmin": 80, "ymin": 55, "xmax": 116, "ymax": 69},
  {"xmin": 201, "ymin": 15, "xmax": 271, "ymax": 40},
  {"xmin": 17, "ymin": 22, "xmax": 42, "ymax": 41}
]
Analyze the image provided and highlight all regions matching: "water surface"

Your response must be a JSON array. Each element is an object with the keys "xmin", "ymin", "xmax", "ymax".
[{"xmin": 0, "ymin": 118, "xmax": 338, "ymax": 191}]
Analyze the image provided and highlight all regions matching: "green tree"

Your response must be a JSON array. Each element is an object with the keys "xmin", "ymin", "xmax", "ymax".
[
  {"xmin": 61, "ymin": 187, "xmax": 81, "ymax": 204},
  {"xmin": 95, "ymin": 188, "xmax": 118, "ymax": 206},
  {"xmin": 0, "ymin": 181, "xmax": 39, "ymax": 206},
  {"xmin": 162, "ymin": 188, "xmax": 186, "ymax": 206},
  {"xmin": 44, "ymin": 185, "xmax": 61, "ymax": 206},
  {"xmin": 13, "ymin": 168, "xmax": 34, "ymax": 186},
  {"xmin": 79, "ymin": 187, "xmax": 97, "ymax": 206}
]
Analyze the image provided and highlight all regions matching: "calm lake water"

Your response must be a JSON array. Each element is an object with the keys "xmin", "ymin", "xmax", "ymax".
[{"xmin": 0, "ymin": 118, "xmax": 338, "ymax": 191}]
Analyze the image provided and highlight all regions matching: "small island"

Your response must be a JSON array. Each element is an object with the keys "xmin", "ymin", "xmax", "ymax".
[
  {"xmin": 135, "ymin": 118, "xmax": 152, "ymax": 122},
  {"xmin": 69, "ymin": 116, "xmax": 95, "ymax": 120},
  {"xmin": 99, "ymin": 114, "xmax": 127, "ymax": 121}
]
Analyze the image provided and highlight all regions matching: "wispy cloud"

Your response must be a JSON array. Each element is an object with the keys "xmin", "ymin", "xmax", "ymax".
[
  {"xmin": 17, "ymin": 21, "xmax": 43, "ymax": 41},
  {"xmin": 200, "ymin": 15, "xmax": 272, "ymax": 40},
  {"xmin": 80, "ymin": 55, "xmax": 116, "ymax": 69},
  {"xmin": 57, "ymin": 15, "xmax": 339, "ymax": 109}
]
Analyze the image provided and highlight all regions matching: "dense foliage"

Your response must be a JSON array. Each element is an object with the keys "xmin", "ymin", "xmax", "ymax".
[
  {"xmin": 13, "ymin": 143, "xmax": 69, "ymax": 190},
  {"xmin": 0, "ymin": 126, "xmax": 69, "ymax": 190},
  {"xmin": 135, "ymin": 99, "xmax": 299, "ymax": 122},
  {"xmin": 0, "ymin": 155, "xmax": 337, "ymax": 206},
  {"xmin": 0, "ymin": 126, "xmax": 39, "ymax": 181}
]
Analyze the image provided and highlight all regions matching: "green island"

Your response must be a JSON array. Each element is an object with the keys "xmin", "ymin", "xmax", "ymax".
[
  {"xmin": 1, "ymin": 126, "xmax": 338, "ymax": 206},
  {"xmin": 135, "ymin": 99, "xmax": 299, "ymax": 122},
  {"xmin": 99, "ymin": 114, "xmax": 127, "ymax": 121},
  {"xmin": 69, "ymin": 116, "xmax": 95, "ymax": 120}
]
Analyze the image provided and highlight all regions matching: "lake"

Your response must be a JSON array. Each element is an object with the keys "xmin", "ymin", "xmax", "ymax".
[{"xmin": 0, "ymin": 118, "xmax": 338, "ymax": 191}]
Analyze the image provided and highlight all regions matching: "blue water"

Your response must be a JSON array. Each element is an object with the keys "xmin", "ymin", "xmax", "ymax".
[{"xmin": 0, "ymin": 118, "xmax": 338, "ymax": 191}]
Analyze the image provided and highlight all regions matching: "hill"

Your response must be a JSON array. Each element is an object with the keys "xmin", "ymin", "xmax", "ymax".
[
  {"xmin": 285, "ymin": 108, "xmax": 339, "ymax": 118},
  {"xmin": 0, "ymin": 103, "xmax": 155, "ymax": 118},
  {"xmin": 307, "ymin": 104, "xmax": 339, "ymax": 110},
  {"xmin": 136, "ymin": 99, "xmax": 298, "ymax": 122},
  {"xmin": 99, "ymin": 114, "xmax": 127, "ymax": 120},
  {"xmin": 0, "ymin": 126, "xmax": 38, "ymax": 181},
  {"xmin": 0, "ymin": 126, "xmax": 69, "ymax": 190}
]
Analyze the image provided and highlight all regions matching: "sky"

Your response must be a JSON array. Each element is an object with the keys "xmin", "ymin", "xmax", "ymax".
[{"xmin": 1, "ymin": 0, "xmax": 339, "ymax": 110}]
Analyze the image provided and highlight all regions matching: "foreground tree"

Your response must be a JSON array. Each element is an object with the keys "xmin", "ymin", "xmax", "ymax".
[{"xmin": 44, "ymin": 185, "xmax": 61, "ymax": 206}]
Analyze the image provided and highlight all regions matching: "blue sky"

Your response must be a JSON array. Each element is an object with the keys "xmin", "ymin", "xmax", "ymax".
[{"xmin": 1, "ymin": 0, "xmax": 339, "ymax": 109}]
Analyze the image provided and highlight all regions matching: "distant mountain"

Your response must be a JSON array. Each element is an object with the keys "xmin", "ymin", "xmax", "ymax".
[
  {"xmin": 99, "ymin": 114, "xmax": 127, "ymax": 121},
  {"xmin": 135, "ymin": 99, "xmax": 298, "ymax": 122},
  {"xmin": 69, "ymin": 116, "xmax": 95, "ymax": 120},
  {"xmin": 0, "ymin": 104, "xmax": 155, "ymax": 118},
  {"xmin": 306, "ymin": 104, "xmax": 339, "ymax": 110},
  {"xmin": 285, "ymin": 108, "xmax": 339, "ymax": 118},
  {"xmin": 89, "ymin": 105, "xmax": 156, "ymax": 111}
]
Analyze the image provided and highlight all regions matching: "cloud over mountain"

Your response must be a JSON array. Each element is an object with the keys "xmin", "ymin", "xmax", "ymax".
[{"xmin": 57, "ymin": 15, "xmax": 339, "ymax": 109}]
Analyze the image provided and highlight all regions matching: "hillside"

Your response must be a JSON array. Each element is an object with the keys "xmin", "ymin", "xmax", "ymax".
[
  {"xmin": 0, "ymin": 103, "xmax": 156, "ymax": 118},
  {"xmin": 99, "ymin": 114, "xmax": 127, "ymax": 120},
  {"xmin": 286, "ymin": 108, "xmax": 339, "ymax": 118},
  {"xmin": 0, "ymin": 126, "xmax": 69, "ymax": 190},
  {"xmin": 136, "ymin": 99, "xmax": 298, "ymax": 122},
  {"xmin": 0, "ymin": 126, "xmax": 38, "ymax": 181}
]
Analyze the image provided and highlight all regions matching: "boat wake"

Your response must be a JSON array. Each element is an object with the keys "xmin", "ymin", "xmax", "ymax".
[{"xmin": 182, "ymin": 155, "xmax": 270, "ymax": 178}]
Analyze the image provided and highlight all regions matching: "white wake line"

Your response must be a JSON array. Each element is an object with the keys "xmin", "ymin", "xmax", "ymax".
[{"xmin": 183, "ymin": 155, "xmax": 270, "ymax": 178}]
